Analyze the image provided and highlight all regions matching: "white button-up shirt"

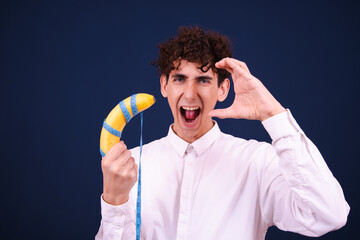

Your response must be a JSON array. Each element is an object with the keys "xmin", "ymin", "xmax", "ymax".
[{"xmin": 95, "ymin": 110, "xmax": 349, "ymax": 240}]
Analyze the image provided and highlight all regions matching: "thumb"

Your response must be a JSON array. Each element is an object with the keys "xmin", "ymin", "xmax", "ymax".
[{"xmin": 208, "ymin": 107, "xmax": 233, "ymax": 119}]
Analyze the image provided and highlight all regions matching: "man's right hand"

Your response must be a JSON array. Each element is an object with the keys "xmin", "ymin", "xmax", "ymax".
[{"xmin": 101, "ymin": 141, "xmax": 138, "ymax": 205}]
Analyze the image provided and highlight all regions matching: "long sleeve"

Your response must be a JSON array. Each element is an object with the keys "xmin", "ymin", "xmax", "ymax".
[
  {"xmin": 95, "ymin": 195, "xmax": 136, "ymax": 240},
  {"xmin": 259, "ymin": 109, "xmax": 350, "ymax": 236}
]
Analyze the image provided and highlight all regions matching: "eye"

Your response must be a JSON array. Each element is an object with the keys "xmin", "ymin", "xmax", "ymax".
[
  {"xmin": 173, "ymin": 77, "xmax": 183, "ymax": 82},
  {"xmin": 199, "ymin": 79, "xmax": 210, "ymax": 84}
]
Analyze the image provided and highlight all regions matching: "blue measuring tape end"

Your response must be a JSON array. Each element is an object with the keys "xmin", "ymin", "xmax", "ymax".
[
  {"xmin": 103, "ymin": 120, "xmax": 122, "ymax": 138},
  {"xmin": 99, "ymin": 147, "xmax": 106, "ymax": 157},
  {"xmin": 135, "ymin": 112, "xmax": 143, "ymax": 240},
  {"xmin": 119, "ymin": 100, "xmax": 132, "ymax": 123}
]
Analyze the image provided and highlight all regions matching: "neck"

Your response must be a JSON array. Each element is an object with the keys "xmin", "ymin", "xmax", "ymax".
[{"xmin": 171, "ymin": 120, "xmax": 215, "ymax": 143}]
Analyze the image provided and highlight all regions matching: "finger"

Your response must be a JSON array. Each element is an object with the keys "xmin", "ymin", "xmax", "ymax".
[
  {"xmin": 231, "ymin": 58, "xmax": 250, "ymax": 73},
  {"xmin": 122, "ymin": 157, "xmax": 138, "ymax": 180},
  {"xmin": 118, "ymin": 149, "xmax": 133, "ymax": 166},
  {"xmin": 215, "ymin": 58, "xmax": 227, "ymax": 67},
  {"xmin": 122, "ymin": 156, "xmax": 135, "ymax": 170},
  {"xmin": 110, "ymin": 155, "xmax": 135, "ymax": 176},
  {"xmin": 217, "ymin": 58, "xmax": 248, "ymax": 80},
  {"xmin": 223, "ymin": 58, "xmax": 247, "ymax": 75},
  {"xmin": 216, "ymin": 58, "xmax": 250, "ymax": 74},
  {"xmin": 104, "ymin": 141, "xmax": 127, "ymax": 161},
  {"xmin": 133, "ymin": 162, "xmax": 138, "ymax": 172},
  {"xmin": 102, "ymin": 142, "xmax": 127, "ymax": 170},
  {"xmin": 208, "ymin": 107, "xmax": 234, "ymax": 119},
  {"xmin": 215, "ymin": 58, "xmax": 234, "ymax": 74},
  {"xmin": 133, "ymin": 163, "xmax": 139, "ymax": 181},
  {"xmin": 225, "ymin": 58, "xmax": 255, "ymax": 81}
]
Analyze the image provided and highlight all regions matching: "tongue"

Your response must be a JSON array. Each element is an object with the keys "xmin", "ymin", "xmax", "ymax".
[{"xmin": 185, "ymin": 110, "xmax": 196, "ymax": 120}]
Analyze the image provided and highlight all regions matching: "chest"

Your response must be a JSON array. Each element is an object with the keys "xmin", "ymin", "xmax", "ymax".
[
  {"xmin": 136, "ymin": 142, "xmax": 268, "ymax": 239},
  {"xmin": 140, "ymin": 148, "xmax": 260, "ymax": 214}
]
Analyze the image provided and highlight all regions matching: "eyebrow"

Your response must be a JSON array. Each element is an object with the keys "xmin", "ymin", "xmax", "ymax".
[
  {"xmin": 171, "ymin": 74, "xmax": 213, "ymax": 81},
  {"xmin": 171, "ymin": 73, "xmax": 188, "ymax": 79},
  {"xmin": 196, "ymin": 76, "xmax": 213, "ymax": 81}
]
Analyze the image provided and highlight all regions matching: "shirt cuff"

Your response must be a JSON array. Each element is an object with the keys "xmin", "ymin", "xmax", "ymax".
[
  {"xmin": 100, "ymin": 194, "xmax": 133, "ymax": 219},
  {"xmin": 261, "ymin": 109, "xmax": 303, "ymax": 141}
]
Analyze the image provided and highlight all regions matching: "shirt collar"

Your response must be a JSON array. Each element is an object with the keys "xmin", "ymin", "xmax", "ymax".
[{"xmin": 167, "ymin": 121, "xmax": 222, "ymax": 158}]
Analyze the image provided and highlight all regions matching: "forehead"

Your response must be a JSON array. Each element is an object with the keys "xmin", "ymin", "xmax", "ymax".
[{"xmin": 170, "ymin": 60, "xmax": 216, "ymax": 77}]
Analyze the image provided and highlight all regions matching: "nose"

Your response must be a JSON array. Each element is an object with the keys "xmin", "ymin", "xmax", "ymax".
[{"xmin": 183, "ymin": 80, "xmax": 197, "ymax": 100}]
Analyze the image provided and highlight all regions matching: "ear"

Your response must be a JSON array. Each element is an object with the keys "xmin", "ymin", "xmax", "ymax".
[
  {"xmin": 217, "ymin": 78, "xmax": 230, "ymax": 102},
  {"xmin": 160, "ymin": 74, "xmax": 168, "ymax": 98}
]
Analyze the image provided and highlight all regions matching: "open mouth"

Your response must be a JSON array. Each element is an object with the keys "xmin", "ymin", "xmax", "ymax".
[{"xmin": 180, "ymin": 106, "xmax": 200, "ymax": 124}]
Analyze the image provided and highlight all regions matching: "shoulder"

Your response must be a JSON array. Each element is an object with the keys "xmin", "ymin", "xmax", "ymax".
[
  {"xmin": 215, "ymin": 131, "xmax": 276, "ymax": 165},
  {"xmin": 213, "ymin": 131, "xmax": 278, "ymax": 185},
  {"xmin": 217, "ymin": 131, "xmax": 272, "ymax": 152}
]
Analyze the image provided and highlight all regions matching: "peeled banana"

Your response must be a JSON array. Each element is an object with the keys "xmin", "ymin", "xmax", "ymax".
[{"xmin": 100, "ymin": 93, "xmax": 156, "ymax": 157}]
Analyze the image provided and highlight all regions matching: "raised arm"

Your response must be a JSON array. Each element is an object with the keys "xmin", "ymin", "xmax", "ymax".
[
  {"xmin": 259, "ymin": 110, "xmax": 349, "ymax": 236},
  {"xmin": 210, "ymin": 58, "xmax": 349, "ymax": 235}
]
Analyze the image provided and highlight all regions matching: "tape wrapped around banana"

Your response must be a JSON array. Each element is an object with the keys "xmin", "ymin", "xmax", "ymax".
[{"xmin": 100, "ymin": 93, "xmax": 156, "ymax": 157}]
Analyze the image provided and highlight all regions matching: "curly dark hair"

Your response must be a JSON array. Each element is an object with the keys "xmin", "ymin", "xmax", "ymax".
[{"xmin": 152, "ymin": 26, "xmax": 233, "ymax": 86}]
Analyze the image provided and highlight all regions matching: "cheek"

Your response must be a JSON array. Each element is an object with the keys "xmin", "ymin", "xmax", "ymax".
[
  {"xmin": 168, "ymin": 98, "xmax": 177, "ymax": 112},
  {"xmin": 204, "ymin": 101, "xmax": 217, "ymax": 113},
  {"xmin": 169, "ymin": 86, "xmax": 183, "ymax": 102},
  {"xmin": 202, "ymin": 89, "xmax": 219, "ymax": 109},
  {"xmin": 167, "ymin": 90, "xmax": 180, "ymax": 112}
]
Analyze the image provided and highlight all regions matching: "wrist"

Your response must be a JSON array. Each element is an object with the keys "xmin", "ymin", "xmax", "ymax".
[
  {"xmin": 260, "ymin": 105, "xmax": 286, "ymax": 121},
  {"xmin": 103, "ymin": 193, "xmax": 129, "ymax": 206}
]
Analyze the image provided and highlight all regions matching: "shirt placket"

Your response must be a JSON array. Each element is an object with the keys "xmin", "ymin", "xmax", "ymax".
[{"xmin": 176, "ymin": 145, "xmax": 196, "ymax": 240}]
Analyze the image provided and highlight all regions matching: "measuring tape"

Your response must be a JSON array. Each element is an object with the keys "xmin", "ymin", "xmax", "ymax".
[{"xmin": 135, "ymin": 112, "xmax": 143, "ymax": 240}]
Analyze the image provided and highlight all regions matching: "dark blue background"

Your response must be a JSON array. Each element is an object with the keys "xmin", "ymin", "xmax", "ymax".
[{"xmin": 1, "ymin": 0, "xmax": 358, "ymax": 239}]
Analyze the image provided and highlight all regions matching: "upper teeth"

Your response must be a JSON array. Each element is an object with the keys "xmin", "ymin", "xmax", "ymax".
[{"xmin": 182, "ymin": 106, "xmax": 199, "ymax": 111}]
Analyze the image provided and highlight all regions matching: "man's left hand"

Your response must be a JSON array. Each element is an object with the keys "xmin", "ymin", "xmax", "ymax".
[{"xmin": 209, "ymin": 58, "xmax": 286, "ymax": 121}]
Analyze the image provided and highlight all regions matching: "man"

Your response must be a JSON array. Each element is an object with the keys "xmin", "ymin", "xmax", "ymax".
[{"xmin": 96, "ymin": 26, "xmax": 349, "ymax": 239}]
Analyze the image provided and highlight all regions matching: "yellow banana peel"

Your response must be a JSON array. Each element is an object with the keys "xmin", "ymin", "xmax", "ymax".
[{"xmin": 100, "ymin": 93, "xmax": 155, "ymax": 156}]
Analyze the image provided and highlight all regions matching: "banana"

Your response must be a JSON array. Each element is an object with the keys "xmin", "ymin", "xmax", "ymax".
[{"xmin": 100, "ymin": 93, "xmax": 156, "ymax": 157}]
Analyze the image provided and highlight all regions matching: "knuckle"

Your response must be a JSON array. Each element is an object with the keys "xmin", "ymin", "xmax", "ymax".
[
  {"xmin": 123, "ymin": 150, "xmax": 132, "ymax": 159},
  {"xmin": 110, "ymin": 164, "xmax": 120, "ymax": 174},
  {"xmin": 133, "ymin": 163, "xmax": 138, "ymax": 172},
  {"xmin": 114, "ymin": 141, "xmax": 127, "ymax": 151},
  {"xmin": 120, "ymin": 141, "xmax": 127, "ymax": 149},
  {"xmin": 112, "ymin": 163, "xmax": 125, "ymax": 174},
  {"xmin": 101, "ymin": 159, "xmax": 109, "ymax": 169},
  {"xmin": 112, "ymin": 142, "xmax": 121, "ymax": 151},
  {"xmin": 120, "ymin": 171, "xmax": 133, "ymax": 182},
  {"xmin": 113, "ymin": 166, "xmax": 132, "ymax": 178},
  {"xmin": 117, "ymin": 170, "xmax": 129, "ymax": 181},
  {"xmin": 130, "ymin": 169, "xmax": 138, "ymax": 180},
  {"xmin": 118, "ymin": 170, "xmax": 127, "ymax": 179}
]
